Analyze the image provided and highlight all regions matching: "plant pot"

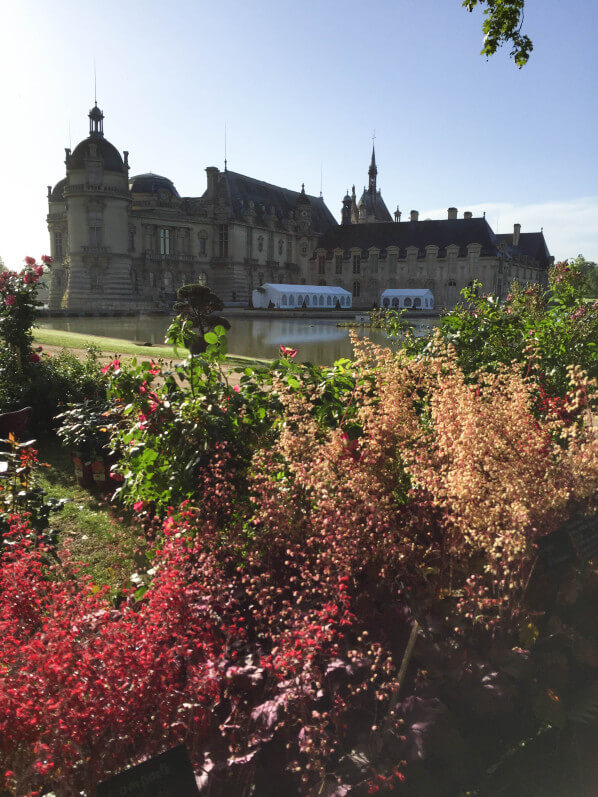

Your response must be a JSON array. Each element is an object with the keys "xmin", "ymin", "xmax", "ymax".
[{"xmin": 72, "ymin": 454, "xmax": 94, "ymax": 488}]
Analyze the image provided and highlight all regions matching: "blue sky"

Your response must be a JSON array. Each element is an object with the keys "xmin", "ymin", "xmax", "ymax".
[{"xmin": 1, "ymin": 0, "xmax": 597, "ymax": 266}]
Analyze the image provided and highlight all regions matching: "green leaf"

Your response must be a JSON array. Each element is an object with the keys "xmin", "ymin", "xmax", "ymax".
[{"xmin": 204, "ymin": 332, "xmax": 218, "ymax": 345}]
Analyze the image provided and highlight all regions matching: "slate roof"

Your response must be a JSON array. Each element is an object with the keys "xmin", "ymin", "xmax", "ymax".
[
  {"xmin": 129, "ymin": 173, "xmax": 180, "ymax": 198},
  {"xmin": 317, "ymin": 217, "xmax": 501, "ymax": 258},
  {"xmin": 357, "ymin": 188, "xmax": 393, "ymax": 222},
  {"xmin": 216, "ymin": 170, "xmax": 338, "ymax": 235},
  {"xmin": 49, "ymin": 177, "xmax": 67, "ymax": 202},
  {"xmin": 496, "ymin": 232, "xmax": 552, "ymax": 268},
  {"xmin": 69, "ymin": 136, "xmax": 125, "ymax": 172}
]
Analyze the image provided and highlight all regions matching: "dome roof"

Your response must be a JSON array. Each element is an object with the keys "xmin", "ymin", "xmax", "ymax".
[
  {"xmin": 69, "ymin": 136, "xmax": 125, "ymax": 172},
  {"xmin": 50, "ymin": 177, "xmax": 67, "ymax": 202},
  {"xmin": 129, "ymin": 173, "xmax": 180, "ymax": 198}
]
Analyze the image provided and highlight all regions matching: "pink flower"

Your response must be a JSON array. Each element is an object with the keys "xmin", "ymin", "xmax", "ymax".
[
  {"xmin": 101, "ymin": 358, "xmax": 121, "ymax": 374},
  {"xmin": 233, "ymin": 384, "xmax": 240, "ymax": 393},
  {"xmin": 40, "ymin": 255, "xmax": 52, "ymax": 264},
  {"xmin": 148, "ymin": 362, "xmax": 160, "ymax": 375},
  {"xmin": 23, "ymin": 273, "xmax": 37, "ymax": 284},
  {"xmin": 24, "ymin": 256, "xmax": 36, "ymax": 266},
  {"xmin": 35, "ymin": 265, "xmax": 44, "ymax": 276},
  {"xmin": 133, "ymin": 500, "xmax": 145, "ymax": 512},
  {"xmin": 280, "ymin": 345, "xmax": 298, "ymax": 358},
  {"xmin": 4, "ymin": 295, "xmax": 16, "ymax": 306}
]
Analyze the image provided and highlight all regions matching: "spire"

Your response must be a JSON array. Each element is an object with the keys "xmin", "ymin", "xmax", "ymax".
[{"xmin": 368, "ymin": 144, "xmax": 377, "ymax": 192}]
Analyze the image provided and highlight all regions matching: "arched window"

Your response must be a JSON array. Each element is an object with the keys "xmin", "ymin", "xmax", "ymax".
[
  {"xmin": 298, "ymin": 294, "xmax": 303, "ymax": 305},
  {"xmin": 383, "ymin": 297, "xmax": 390, "ymax": 307},
  {"xmin": 319, "ymin": 295, "xmax": 324, "ymax": 306},
  {"xmin": 392, "ymin": 297, "xmax": 399, "ymax": 308},
  {"xmin": 352, "ymin": 281, "xmax": 361, "ymax": 297},
  {"xmin": 289, "ymin": 294, "xmax": 295, "ymax": 306},
  {"xmin": 404, "ymin": 296, "xmax": 412, "ymax": 308},
  {"xmin": 414, "ymin": 297, "xmax": 421, "ymax": 308},
  {"xmin": 282, "ymin": 294, "xmax": 288, "ymax": 305},
  {"xmin": 327, "ymin": 295, "xmax": 332, "ymax": 306}
]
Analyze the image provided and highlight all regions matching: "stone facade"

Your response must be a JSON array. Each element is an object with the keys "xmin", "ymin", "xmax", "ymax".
[
  {"xmin": 47, "ymin": 106, "xmax": 552, "ymax": 313},
  {"xmin": 47, "ymin": 106, "xmax": 336, "ymax": 313}
]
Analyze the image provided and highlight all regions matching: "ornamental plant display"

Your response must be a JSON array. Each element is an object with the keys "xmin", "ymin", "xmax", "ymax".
[{"xmin": 0, "ymin": 334, "xmax": 597, "ymax": 796}]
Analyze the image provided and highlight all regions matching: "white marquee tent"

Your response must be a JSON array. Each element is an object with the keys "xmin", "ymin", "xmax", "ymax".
[
  {"xmin": 380, "ymin": 288, "xmax": 434, "ymax": 310},
  {"xmin": 252, "ymin": 283, "xmax": 352, "ymax": 310}
]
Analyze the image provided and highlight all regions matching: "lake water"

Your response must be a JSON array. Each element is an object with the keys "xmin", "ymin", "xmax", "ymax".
[{"xmin": 38, "ymin": 315, "xmax": 437, "ymax": 365}]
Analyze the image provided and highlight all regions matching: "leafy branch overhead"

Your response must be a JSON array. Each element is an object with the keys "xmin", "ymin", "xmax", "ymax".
[{"xmin": 463, "ymin": 0, "xmax": 533, "ymax": 67}]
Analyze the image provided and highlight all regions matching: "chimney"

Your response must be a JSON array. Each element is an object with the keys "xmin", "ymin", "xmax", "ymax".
[
  {"xmin": 513, "ymin": 223, "xmax": 521, "ymax": 247},
  {"xmin": 463, "ymin": 211, "xmax": 472, "ymax": 219},
  {"xmin": 410, "ymin": 210, "xmax": 419, "ymax": 222},
  {"xmin": 447, "ymin": 207, "xmax": 458, "ymax": 220},
  {"xmin": 205, "ymin": 166, "xmax": 219, "ymax": 199}
]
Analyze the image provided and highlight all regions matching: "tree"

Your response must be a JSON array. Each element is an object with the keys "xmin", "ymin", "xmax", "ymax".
[
  {"xmin": 463, "ymin": 0, "xmax": 533, "ymax": 67},
  {"xmin": 572, "ymin": 254, "xmax": 598, "ymax": 298}
]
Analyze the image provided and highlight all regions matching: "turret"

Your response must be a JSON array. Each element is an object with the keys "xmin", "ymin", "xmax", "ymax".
[{"xmin": 341, "ymin": 190, "xmax": 352, "ymax": 225}]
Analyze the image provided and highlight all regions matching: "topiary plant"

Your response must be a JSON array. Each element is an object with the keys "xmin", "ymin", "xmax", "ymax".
[{"xmin": 168, "ymin": 284, "xmax": 230, "ymax": 354}]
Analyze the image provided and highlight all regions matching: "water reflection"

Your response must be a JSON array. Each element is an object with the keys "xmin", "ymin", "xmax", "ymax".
[{"xmin": 38, "ymin": 316, "xmax": 437, "ymax": 366}]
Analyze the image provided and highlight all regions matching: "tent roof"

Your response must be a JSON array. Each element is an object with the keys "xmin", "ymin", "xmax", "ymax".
[
  {"xmin": 260, "ymin": 283, "xmax": 352, "ymax": 295},
  {"xmin": 381, "ymin": 288, "xmax": 433, "ymax": 297}
]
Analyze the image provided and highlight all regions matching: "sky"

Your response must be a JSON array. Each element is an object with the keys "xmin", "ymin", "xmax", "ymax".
[{"xmin": 1, "ymin": 0, "xmax": 597, "ymax": 267}]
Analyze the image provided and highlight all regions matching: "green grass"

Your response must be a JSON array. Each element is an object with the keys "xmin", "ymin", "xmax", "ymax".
[
  {"xmin": 36, "ymin": 437, "xmax": 140, "ymax": 594},
  {"xmin": 33, "ymin": 327, "xmax": 269, "ymax": 368}
]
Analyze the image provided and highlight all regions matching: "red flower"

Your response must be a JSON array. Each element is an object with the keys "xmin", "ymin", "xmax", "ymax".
[
  {"xmin": 133, "ymin": 500, "xmax": 145, "ymax": 512},
  {"xmin": 35, "ymin": 265, "xmax": 44, "ymax": 276},
  {"xmin": 101, "ymin": 358, "xmax": 121, "ymax": 375},
  {"xmin": 280, "ymin": 345, "xmax": 298, "ymax": 358},
  {"xmin": 148, "ymin": 362, "xmax": 160, "ymax": 375},
  {"xmin": 24, "ymin": 256, "xmax": 36, "ymax": 266},
  {"xmin": 29, "ymin": 353, "xmax": 41, "ymax": 363},
  {"xmin": 4, "ymin": 295, "xmax": 16, "ymax": 306},
  {"xmin": 40, "ymin": 255, "xmax": 52, "ymax": 264}
]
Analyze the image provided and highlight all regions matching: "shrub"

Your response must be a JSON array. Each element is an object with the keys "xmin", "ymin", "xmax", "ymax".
[{"xmin": 1, "ymin": 338, "xmax": 596, "ymax": 795}]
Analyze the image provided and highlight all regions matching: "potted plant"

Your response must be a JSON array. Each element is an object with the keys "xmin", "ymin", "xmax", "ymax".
[{"xmin": 56, "ymin": 399, "xmax": 120, "ymax": 490}]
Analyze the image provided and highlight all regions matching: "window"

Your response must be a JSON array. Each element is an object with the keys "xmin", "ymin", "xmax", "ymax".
[
  {"xmin": 388, "ymin": 253, "xmax": 397, "ymax": 273},
  {"xmin": 54, "ymin": 231, "xmax": 64, "ymax": 259},
  {"xmin": 352, "ymin": 254, "xmax": 361, "ymax": 274},
  {"xmin": 160, "ymin": 228, "xmax": 170, "ymax": 256},
  {"xmin": 335, "ymin": 254, "xmax": 343, "ymax": 274},
  {"xmin": 257, "ymin": 235, "xmax": 264, "ymax": 253},
  {"xmin": 319, "ymin": 295, "xmax": 324, "ymax": 306},
  {"xmin": 163, "ymin": 271, "xmax": 174, "ymax": 292},
  {"xmin": 383, "ymin": 298, "xmax": 390, "ymax": 307},
  {"xmin": 318, "ymin": 255, "xmax": 325, "ymax": 275},
  {"xmin": 289, "ymin": 294, "xmax": 295, "ymax": 306},
  {"xmin": 149, "ymin": 272, "xmax": 156, "ymax": 289},
  {"xmin": 198, "ymin": 234, "xmax": 207, "ymax": 256},
  {"xmin": 218, "ymin": 225, "xmax": 228, "ymax": 257},
  {"xmin": 298, "ymin": 294, "xmax": 303, "ymax": 305},
  {"xmin": 327, "ymin": 295, "xmax": 332, "ymax": 306},
  {"xmin": 370, "ymin": 253, "xmax": 378, "ymax": 273},
  {"xmin": 447, "ymin": 279, "xmax": 457, "ymax": 305},
  {"xmin": 88, "ymin": 209, "xmax": 103, "ymax": 247},
  {"xmin": 404, "ymin": 297, "xmax": 412, "ymax": 307},
  {"xmin": 282, "ymin": 294, "xmax": 288, "ymax": 306},
  {"xmin": 131, "ymin": 269, "xmax": 139, "ymax": 293},
  {"xmin": 414, "ymin": 297, "xmax": 421, "ymax": 308},
  {"xmin": 392, "ymin": 297, "xmax": 399, "ymax": 308},
  {"xmin": 128, "ymin": 230, "xmax": 135, "ymax": 252},
  {"xmin": 352, "ymin": 280, "xmax": 361, "ymax": 297}
]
